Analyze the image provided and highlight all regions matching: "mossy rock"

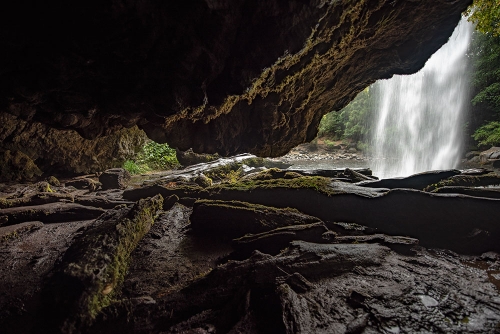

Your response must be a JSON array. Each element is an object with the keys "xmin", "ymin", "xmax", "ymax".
[
  {"xmin": 41, "ymin": 194, "xmax": 164, "ymax": 333},
  {"xmin": 424, "ymin": 173, "xmax": 500, "ymax": 191},
  {"xmin": 0, "ymin": 150, "xmax": 43, "ymax": 182},
  {"xmin": 46, "ymin": 176, "xmax": 61, "ymax": 187}
]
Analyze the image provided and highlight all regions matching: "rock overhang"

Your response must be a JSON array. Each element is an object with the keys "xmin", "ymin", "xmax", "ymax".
[{"xmin": 0, "ymin": 0, "xmax": 473, "ymax": 163}]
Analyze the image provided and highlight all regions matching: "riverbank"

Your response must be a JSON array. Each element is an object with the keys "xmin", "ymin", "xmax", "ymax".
[{"xmin": 272, "ymin": 139, "xmax": 500, "ymax": 178}]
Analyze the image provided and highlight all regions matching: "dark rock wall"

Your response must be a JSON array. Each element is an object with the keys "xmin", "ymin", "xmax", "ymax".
[
  {"xmin": 0, "ymin": 113, "xmax": 148, "ymax": 180},
  {"xmin": 0, "ymin": 0, "xmax": 472, "ymax": 172}
]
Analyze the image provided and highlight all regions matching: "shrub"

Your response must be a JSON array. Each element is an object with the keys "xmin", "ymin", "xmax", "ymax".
[
  {"xmin": 472, "ymin": 121, "xmax": 500, "ymax": 147},
  {"xmin": 122, "ymin": 141, "xmax": 179, "ymax": 174}
]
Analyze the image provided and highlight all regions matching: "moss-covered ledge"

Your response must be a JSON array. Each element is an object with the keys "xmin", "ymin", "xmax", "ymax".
[{"xmin": 41, "ymin": 194, "xmax": 163, "ymax": 334}]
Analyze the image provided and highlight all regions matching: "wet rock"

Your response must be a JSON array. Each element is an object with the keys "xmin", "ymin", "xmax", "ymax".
[
  {"xmin": 480, "ymin": 147, "xmax": 500, "ymax": 162},
  {"xmin": 431, "ymin": 186, "xmax": 500, "ymax": 199},
  {"xmin": 0, "ymin": 221, "xmax": 43, "ymax": 242},
  {"xmin": 40, "ymin": 194, "xmax": 163, "ymax": 333},
  {"xmin": 425, "ymin": 172, "xmax": 500, "ymax": 191},
  {"xmin": 333, "ymin": 234, "xmax": 419, "ymax": 255},
  {"xmin": 176, "ymin": 149, "xmax": 220, "ymax": 167},
  {"xmin": 232, "ymin": 222, "xmax": 331, "ymax": 255},
  {"xmin": 65, "ymin": 178, "xmax": 100, "ymax": 191},
  {"xmin": 99, "ymin": 168, "xmax": 131, "ymax": 190},
  {"xmin": 190, "ymin": 200, "xmax": 322, "ymax": 239},
  {"xmin": 343, "ymin": 168, "xmax": 373, "ymax": 182},
  {"xmin": 469, "ymin": 155, "xmax": 481, "ymax": 163},
  {"xmin": 460, "ymin": 168, "xmax": 493, "ymax": 175},
  {"xmin": 0, "ymin": 113, "xmax": 148, "ymax": 177},
  {"xmin": 126, "ymin": 176, "xmax": 500, "ymax": 254},
  {"xmin": 0, "ymin": 202, "xmax": 105, "ymax": 226},
  {"xmin": 287, "ymin": 168, "xmax": 374, "ymax": 178},
  {"xmin": 193, "ymin": 174, "xmax": 212, "ymax": 188},
  {"xmin": 465, "ymin": 151, "xmax": 480, "ymax": 159},
  {"xmin": 357, "ymin": 169, "xmax": 461, "ymax": 190},
  {"xmin": 0, "ymin": 192, "xmax": 72, "ymax": 209}
]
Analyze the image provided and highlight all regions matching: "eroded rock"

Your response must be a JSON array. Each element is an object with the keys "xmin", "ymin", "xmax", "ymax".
[
  {"xmin": 1, "ymin": 0, "xmax": 471, "ymax": 163},
  {"xmin": 99, "ymin": 168, "xmax": 131, "ymax": 190},
  {"xmin": 40, "ymin": 194, "xmax": 163, "ymax": 333}
]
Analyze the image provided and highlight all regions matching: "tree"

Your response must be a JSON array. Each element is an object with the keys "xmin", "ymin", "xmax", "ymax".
[
  {"xmin": 317, "ymin": 87, "xmax": 374, "ymax": 146},
  {"xmin": 468, "ymin": 29, "xmax": 500, "ymax": 147},
  {"xmin": 466, "ymin": 0, "xmax": 500, "ymax": 37}
]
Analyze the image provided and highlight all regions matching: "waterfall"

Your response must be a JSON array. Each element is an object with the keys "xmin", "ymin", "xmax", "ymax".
[{"xmin": 370, "ymin": 18, "xmax": 473, "ymax": 179}]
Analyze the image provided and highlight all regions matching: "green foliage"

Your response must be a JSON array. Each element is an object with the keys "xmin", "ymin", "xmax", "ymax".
[
  {"xmin": 122, "ymin": 141, "xmax": 179, "ymax": 174},
  {"xmin": 123, "ymin": 160, "xmax": 150, "ymax": 175},
  {"xmin": 472, "ymin": 121, "xmax": 500, "ymax": 146},
  {"xmin": 140, "ymin": 141, "xmax": 179, "ymax": 170},
  {"xmin": 468, "ymin": 29, "xmax": 500, "ymax": 148},
  {"xmin": 318, "ymin": 87, "xmax": 374, "ymax": 145},
  {"xmin": 466, "ymin": 0, "xmax": 500, "ymax": 37}
]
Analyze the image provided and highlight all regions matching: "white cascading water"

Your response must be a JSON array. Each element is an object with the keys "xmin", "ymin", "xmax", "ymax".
[{"xmin": 370, "ymin": 18, "xmax": 473, "ymax": 179}]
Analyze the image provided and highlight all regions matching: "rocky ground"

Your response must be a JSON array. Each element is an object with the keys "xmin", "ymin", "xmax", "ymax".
[{"xmin": 1, "ymin": 155, "xmax": 500, "ymax": 333}]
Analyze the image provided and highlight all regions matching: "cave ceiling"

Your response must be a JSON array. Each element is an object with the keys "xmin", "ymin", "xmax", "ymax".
[{"xmin": 1, "ymin": 0, "xmax": 472, "ymax": 157}]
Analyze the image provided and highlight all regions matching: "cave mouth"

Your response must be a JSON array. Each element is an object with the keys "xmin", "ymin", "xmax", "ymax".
[{"xmin": 3, "ymin": 1, "xmax": 500, "ymax": 333}]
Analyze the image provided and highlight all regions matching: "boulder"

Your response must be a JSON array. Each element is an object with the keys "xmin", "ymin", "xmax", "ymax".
[
  {"xmin": 65, "ymin": 178, "xmax": 100, "ymax": 191},
  {"xmin": 176, "ymin": 148, "xmax": 220, "ymax": 167},
  {"xmin": 479, "ymin": 147, "xmax": 500, "ymax": 162},
  {"xmin": 99, "ymin": 168, "xmax": 131, "ymax": 190},
  {"xmin": 465, "ymin": 151, "xmax": 480, "ymax": 159}
]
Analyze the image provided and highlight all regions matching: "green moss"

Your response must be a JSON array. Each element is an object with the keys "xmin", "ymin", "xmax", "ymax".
[
  {"xmin": 46, "ymin": 176, "xmax": 61, "ymax": 187},
  {"xmin": 55, "ymin": 194, "xmax": 164, "ymax": 331},
  {"xmin": 0, "ymin": 198, "xmax": 11, "ymax": 209},
  {"xmin": 424, "ymin": 173, "xmax": 500, "ymax": 191},
  {"xmin": 209, "ymin": 176, "xmax": 334, "ymax": 196}
]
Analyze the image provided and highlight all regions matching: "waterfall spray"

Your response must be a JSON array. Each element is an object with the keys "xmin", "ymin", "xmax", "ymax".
[{"xmin": 371, "ymin": 18, "xmax": 473, "ymax": 179}]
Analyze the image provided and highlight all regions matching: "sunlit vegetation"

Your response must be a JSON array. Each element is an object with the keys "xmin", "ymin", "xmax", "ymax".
[
  {"xmin": 123, "ymin": 141, "xmax": 179, "ymax": 174},
  {"xmin": 317, "ymin": 87, "xmax": 374, "ymax": 151},
  {"xmin": 466, "ymin": 0, "xmax": 500, "ymax": 37},
  {"xmin": 468, "ymin": 29, "xmax": 500, "ymax": 147}
]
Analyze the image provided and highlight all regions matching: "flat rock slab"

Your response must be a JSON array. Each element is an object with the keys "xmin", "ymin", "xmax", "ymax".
[
  {"xmin": 357, "ymin": 169, "xmax": 461, "ymax": 190},
  {"xmin": 190, "ymin": 200, "xmax": 322, "ymax": 239},
  {"xmin": 0, "ymin": 221, "xmax": 43, "ymax": 241},
  {"xmin": 432, "ymin": 186, "xmax": 500, "ymax": 199},
  {"xmin": 0, "ymin": 202, "xmax": 106, "ymax": 226}
]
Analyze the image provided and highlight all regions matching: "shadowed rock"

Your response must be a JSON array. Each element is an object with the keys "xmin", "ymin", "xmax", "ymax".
[
  {"xmin": 357, "ymin": 169, "xmax": 461, "ymax": 190},
  {"xmin": 40, "ymin": 194, "xmax": 163, "ymax": 334},
  {"xmin": 431, "ymin": 186, "xmax": 500, "ymax": 199},
  {"xmin": 190, "ymin": 200, "xmax": 322, "ymax": 239},
  {"xmin": 1, "ymin": 0, "xmax": 471, "ymax": 163},
  {"xmin": 99, "ymin": 168, "xmax": 131, "ymax": 190},
  {"xmin": 0, "ymin": 203, "xmax": 106, "ymax": 227},
  {"xmin": 232, "ymin": 222, "xmax": 332, "ymax": 255},
  {"xmin": 123, "ymin": 176, "xmax": 500, "ymax": 253}
]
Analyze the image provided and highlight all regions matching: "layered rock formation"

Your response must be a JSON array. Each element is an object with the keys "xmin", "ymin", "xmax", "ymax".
[
  {"xmin": 0, "ymin": 113, "xmax": 148, "ymax": 181},
  {"xmin": 0, "ymin": 0, "xmax": 472, "ymax": 174}
]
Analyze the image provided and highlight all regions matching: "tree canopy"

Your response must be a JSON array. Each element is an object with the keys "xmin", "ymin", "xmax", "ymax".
[{"xmin": 466, "ymin": 0, "xmax": 500, "ymax": 36}]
